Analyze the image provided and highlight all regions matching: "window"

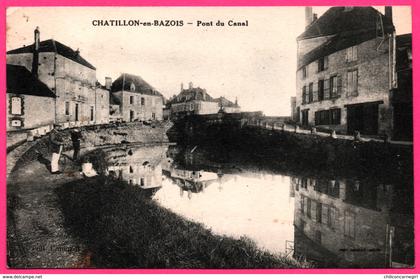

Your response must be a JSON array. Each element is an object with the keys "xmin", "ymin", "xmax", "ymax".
[
  {"xmin": 141, "ymin": 97, "xmax": 145, "ymax": 105},
  {"xmin": 90, "ymin": 106, "xmax": 94, "ymax": 121},
  {"xmin": 65, "ymin": 101, "xmax": 70, "ymax": 116},
  {"xmin": 152, "ymin": 113, "xmax": 156, "ymax": 120},
  {"xmin": 300, "ymin": 196, "xmax": 305, "ymax": 214},
  {"xmin": 318, "ymin": 56, "xmax": 328, "ymax": 72},
  {"xmin": 302, "ymin": 86, "xmax": 307, "ymax": 105},
  {"xmin": 330, "ymin": 76, "xmax": 338, "ymax": 98},
  {"xmin": 318, "ymin": 80, "xmax": 324, "ymax": 100},
  {"xmin": 129, "ymin": 165, "xmax": 134, "ymax": 173},
  {"xmin": 316, "ymin": 202, "xmax": 322, "ymax": 223},
  {"xmin": 306, "ymin": 198, "xmax": 311, "ymax": 218},
  {"xmin": 130, "ymin": 95, "xmax": 134, "ymax": 105},
  {"xmin": 140, "ymin": 178, "xmax": 145, "ymax": 186},
  {"xmin": 323, "ymin": 79, "xmax": 330, "ymax": 99},
  {"xmin": 347, "ymin": 69, "xmax": 358, "ymax": 96},
  {"xmin": 344, "ymin": 211, "xmax": 356, "ymax": 238},
  {"xmin": 308, "ymin": 83, "xmax": 313, "ymax": 103},
  {"xmin": 346, "ymin": 46, "xmax": 358, "ymax": 62},
  {"xmin": 302, "ymin": 66, "xmax": 307, "ymax": 79},
  {"xmin": 315, "ymin": 108, "xmax": 341, "ymax": 125},
  {"xmin": 11, "ymin": 97, "xmax": 23, "ymax": 115},
  {"xmin": 130, "ymin": 82, "xmax": 136, "ymax": 91}
]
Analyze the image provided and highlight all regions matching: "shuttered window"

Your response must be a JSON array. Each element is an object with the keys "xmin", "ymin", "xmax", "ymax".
[
  {"xmin": 308, "ymin": 83, "xmax": 313, "ymax": 103},
  {"xmin": 347, "ymin": 69, "xmax": 358, "ymax": 96},
  {"xmin": 344, "ymin": 210, "xmax": 356, "ymax": 238},
  {"xmin": 315, "ymin": 108, "xmax": 341, "ymax": 125}
]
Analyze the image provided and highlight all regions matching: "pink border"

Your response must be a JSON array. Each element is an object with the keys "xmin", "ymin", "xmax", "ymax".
[{"xmin": 0, "ymin": 0, "xmax": 418, "ymax": 274}]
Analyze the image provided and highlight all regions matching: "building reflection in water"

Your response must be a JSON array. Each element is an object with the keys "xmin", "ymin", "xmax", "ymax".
[
  {"xmin": 292, "ymin": 176, "xmax": 414, "ymax": 268},
  {"xmin": 103, "ymin": 145, "xmax": 168, "ymax": 190}
]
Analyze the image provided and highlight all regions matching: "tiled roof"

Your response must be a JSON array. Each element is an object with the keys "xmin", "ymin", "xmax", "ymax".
[
  {"xmin": 298, "ymin": 7, "xmax": 394, "ymax": 40},
  {"xmin": 111, "ymin": 73, "xmax": 163, "ymax": 97},
  {"xmin": 7, "ymin": 64, "xmax": 56, "ymax": 98},
  {"xmin": 7, "ymin": 39, "xmax": 96, "ymax": 70}
]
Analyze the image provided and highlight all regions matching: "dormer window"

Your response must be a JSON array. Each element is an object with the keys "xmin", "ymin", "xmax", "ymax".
[
  {"xmin": 346, "ymin": 46, "xmax": 358, "ymax": 62},
  {"xmin": 130, "ymin": 82, "xmax": 136, "ymax": 92},
  {"xmin": 318, "ymin": 56, "xmax": 328, "ymax": 72}
]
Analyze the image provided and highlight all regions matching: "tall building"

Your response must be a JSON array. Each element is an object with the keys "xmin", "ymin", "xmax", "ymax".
[
  {"xmin": 295, "ymin": 7, "xmax": 410, "ymax": 138},
  {"xmin": 7, "ymin": 28, "xmax": 101, "ymax": 127},
  {"xmin": 110, "ymin": 73, "xmax": 164, "ymax": 122}
]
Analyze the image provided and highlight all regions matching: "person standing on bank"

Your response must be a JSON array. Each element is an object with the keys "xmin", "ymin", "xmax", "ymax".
[
  {"xmin": 49, "ymin": 124, "xmax": 64, "ymax": 174},
  {"xmin": 70, "ymin": 128, "xmax": 83, "ymax": 161}
]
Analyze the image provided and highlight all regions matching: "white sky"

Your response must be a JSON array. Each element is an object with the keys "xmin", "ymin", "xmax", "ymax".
[{"xmin": 6, "ymin": 6, "xmax": 412, "ymax": 116}]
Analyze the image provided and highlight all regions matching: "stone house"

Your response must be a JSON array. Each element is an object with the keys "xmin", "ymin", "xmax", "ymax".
[
  {"xmin": 6, "ymin": 64, "xmax": 56, "ymax": 132},
  {"xmin": 7, "ymin": 28, "xmax": 99, "ymax": 127},
  {"xmin": 110, "ymin": 73, "xmax": 164, "ymax": 122},
  {"xmin": 169, "ymin": 82, "xmax": 240, "ymax": 117},
  {"xmin": 295, "ymin": 7, "xmax": 400, "ymax": 137}
]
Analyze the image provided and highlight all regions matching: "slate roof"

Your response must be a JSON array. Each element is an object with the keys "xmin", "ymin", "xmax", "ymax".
[
  {"xmin": 7, "ymin": 39, "xmax": 96, "ymax": 70},
  {"xmin": 168, "ymin": 87, "xmax": 214, "ymax": 104},
  {"xmin": 298, "ymin": 7, "xmax": 394, "ymax": 40},
  {"xmin": 297, "ymin": 7, "xmax": 395, "ymax": 69},
  {"xmin": 7, "ymin": 64, "xmax": 56, "ymax": 98},
  {"xmin": 111, "ymin": 73, "xmax": 163, "ymax": 97}
]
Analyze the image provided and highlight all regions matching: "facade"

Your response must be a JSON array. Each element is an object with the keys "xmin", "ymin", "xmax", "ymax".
[
  {"xmin": 7, "ymin": 28, "xmax": 100, "ymax": 127},
  {"xmin": 95, "ymin": 81, "xmax": 110, "ymax": 125},
  {"xmin": 391, "ymin": 34, "xmax": 412, "ymax": 140},
  {"xmin": 292, "ymin": 176, "xmax": 413, "ymax": 267},
  {"xmin": 6, "ymin": 64, "xmax": 56, "ymax": 132},
  {"xmin": 295, "ymin": 7, "xmax": 399, "ymax": 137},
  {"xmin": 169, "ymin": 82, "xmax": 240, "ymax": 117},
  {"xmin": 110, "ymin": 73, "xmax": 164, "ymax": 122}
]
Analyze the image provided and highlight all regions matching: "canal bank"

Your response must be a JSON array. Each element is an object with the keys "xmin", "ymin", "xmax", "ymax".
[{"xmin": 169, "ymin": 117, "xmax": 412, "ymax": 178}]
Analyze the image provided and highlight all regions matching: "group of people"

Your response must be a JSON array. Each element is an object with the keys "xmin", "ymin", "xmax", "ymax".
[{"xmin": 48, "ymin": 124, "xmax": 83, "ymax": 174}]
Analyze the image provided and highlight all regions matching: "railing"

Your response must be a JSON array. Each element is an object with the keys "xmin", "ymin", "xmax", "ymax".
[{"xmin": 246, "ymin": 122, "xmax": 413, "ymax": 146}]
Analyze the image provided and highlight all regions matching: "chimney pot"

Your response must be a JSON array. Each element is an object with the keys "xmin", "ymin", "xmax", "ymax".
[
  {"xmin": 32, "ymin": 27, "xmax": 40, "ymax": 77},
  {"xmin": 305, "ymin": 7, "xmax": 313, "ymax": 29},
  {"xmin": 385, "ymin": 6, "xmax": 393, "ymax": 24},
  {"xmin": 105, "ymin": 77, "xmax": 112, "ymax": 90}
]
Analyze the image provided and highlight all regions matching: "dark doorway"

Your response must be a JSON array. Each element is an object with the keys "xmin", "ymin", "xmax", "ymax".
[
  {"xmin": 393, "ymin": 103, "xmax": 413, "ymax": 141},
  {"xmin": 130, "ymin": 110, "xmax": 135, "ymax": 122},
  {"xmin": 346, "ymin": 103, "xmax": 379, "ymax": 135},
  {"xmin": 301, "ymin": 109, "xmax": 309, "ymax": 127},
  {"xmin": 75, "ymin": 103, "xmax": 79, "ymax": 121}
]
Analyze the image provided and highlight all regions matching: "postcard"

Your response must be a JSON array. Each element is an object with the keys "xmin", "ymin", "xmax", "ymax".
[{"xmin": 2, "ymin": 3, "xmax": 416, "ymax": 274}]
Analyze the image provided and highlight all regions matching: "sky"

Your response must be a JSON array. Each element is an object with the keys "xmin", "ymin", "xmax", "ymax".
[{"xmin": 6, "ymin": 6, "xmax": 412, "ymax": 116}]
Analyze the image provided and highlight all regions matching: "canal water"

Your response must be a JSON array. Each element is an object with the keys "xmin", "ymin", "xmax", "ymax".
[{"xmin": 93, "ymin": 144, "xmax": 414, "ymax": 268}]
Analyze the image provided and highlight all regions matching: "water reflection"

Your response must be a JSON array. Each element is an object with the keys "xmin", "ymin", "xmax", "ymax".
[
  {"xmin": 292, "ymin": 176, "xmax": 414, "ymax": 267},
  {"xmin": 93, "ymin": 144, "xmax": 414, "ymax": 268}
]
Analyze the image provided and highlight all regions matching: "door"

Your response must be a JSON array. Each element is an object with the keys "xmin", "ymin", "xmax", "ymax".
[
  {"xmin": 347, "ymin": 103, "xmax": 379, "ymax": 135},
  {"xmin": 75, "ymin": 103, "xmax": 79, "ymax": 121},
  {"xmin": 393, "ymin": 103, "xmax": 413, "ymax": 141},
  {"xmin": 301, "ymin": 110, "xmax": 309, "ymax": 127},
  {"xmin": 130, "ymin": 110, "xmax": 135, "ymax": 122}
]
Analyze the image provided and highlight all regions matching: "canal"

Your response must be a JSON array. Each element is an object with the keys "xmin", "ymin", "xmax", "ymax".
[{"xmin": 89, "ymin": 143, "xmax": 414, "ymax": 268}]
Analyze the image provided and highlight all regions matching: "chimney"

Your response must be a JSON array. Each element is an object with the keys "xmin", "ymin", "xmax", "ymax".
[
  {"xmin": 313, "ymin": 13, "xmax": 318, "ymax": 22},
  {"xmin": 181, "ymin": 83, "xmax": 184, "ymax": 91},
  {"xmin": 385, "ymin": 6, "xmax": 393, "ymax": 24},
  {"xmin": 105, "ymin": 77, "xmax": 112, "ymax": 90},
  {"xmin": 188, "ymin": 82, "xmax": 193, "ymax": 89},
  {"xmin": 32, "ymin": 26, "xmax": 40, "ymax": 77},
  {"xmin": 305, "ymin": 7, "xmax": 313, "ymax": 29}
]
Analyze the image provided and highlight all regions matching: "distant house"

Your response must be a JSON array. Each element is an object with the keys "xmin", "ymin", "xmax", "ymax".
[
  {"xmin": 6, "ymin": 64, "xmax": 56, "ymax": 132},
  {"xmin": 7, "ymin": 27, "xmax": 100, "ymax": 127},
  {"xmin": 111, "ymin": 73, "xmax": 164, "ymax": 122},
  {"xmin": 169, "ymin": 82, "xmax": 240, "ymax": 117},
  {"xmin": 295, "ymin": 7, "xmax": 406, "ymax": 138}
]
